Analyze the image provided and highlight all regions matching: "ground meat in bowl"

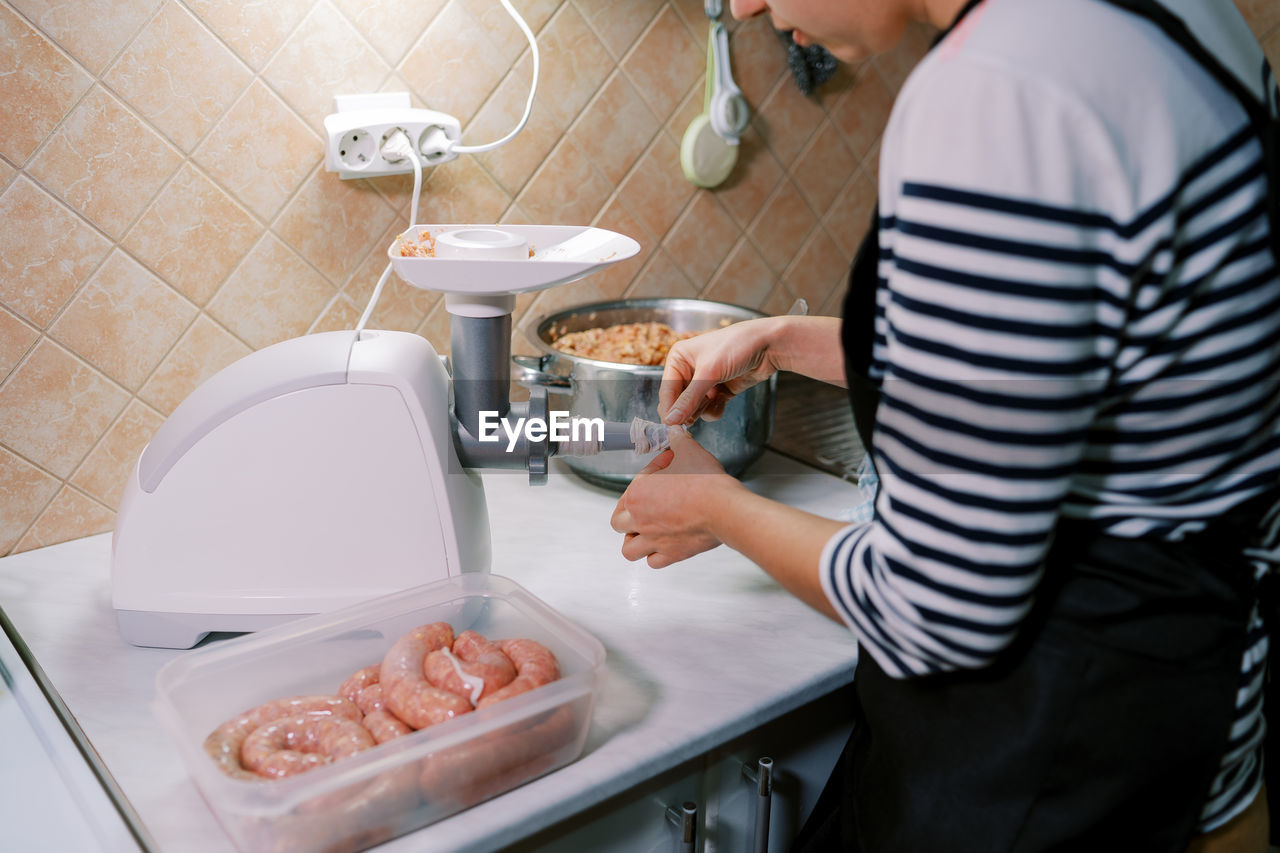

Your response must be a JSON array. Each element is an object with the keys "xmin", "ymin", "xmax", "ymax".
[{"xmin": 550, "ymin": 321, "xmax": 701, "ymax": 366}]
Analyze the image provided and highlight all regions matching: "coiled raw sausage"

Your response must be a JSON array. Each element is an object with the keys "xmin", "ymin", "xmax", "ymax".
[
  {"xmin": 363, "ymin": 709, "xmax": 414, "ymax": 744},
  {"xmin": 476, "ymin": 638, "xmax": 559, "ymax": 708},
  {"xmin": 241, "ymin": 714, "xmax": 375, "ymax": 779},
  {"xmin": 381, "ymin": 622, "xmax": 473, "ymax": 729},
  {"xmin": 424, "ymin": 630, "xmax": 516, "ymax": 703},
  {"xmin": 204, "ymin": 695, "xmax": 362, "ymax": 781},
  {"xmin": 337, "ymin": 665, "xmax": 380, "ymax": 705}
]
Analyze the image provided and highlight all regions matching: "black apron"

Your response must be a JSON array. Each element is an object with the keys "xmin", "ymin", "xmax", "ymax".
[{"xmin": 795, "ymin": 1, "xmax": 1280, "ymax": 848}]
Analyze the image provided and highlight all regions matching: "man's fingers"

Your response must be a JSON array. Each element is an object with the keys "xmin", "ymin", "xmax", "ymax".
[
  {"xmin": 664, "ymin": 377, "xmax": 719, "ymax": 425},
  {"xmin": 621, "ymin": 534, "xmax": 653, "ymax": 562},
  {"xmin": 636, "ymin": 448, "xmax": 675, "ymax": 475},
  {"xmin": 646, "ymin": 553, "xmax": 676, "ymax": 569}
]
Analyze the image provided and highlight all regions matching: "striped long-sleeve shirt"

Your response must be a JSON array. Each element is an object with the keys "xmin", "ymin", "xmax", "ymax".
[{"xmin": 821, "ymin": 0, "xmax": 1280, "ymax": 679}]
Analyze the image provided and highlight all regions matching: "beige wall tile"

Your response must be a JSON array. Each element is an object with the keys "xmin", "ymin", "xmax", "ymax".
[
  {"xmin": 575, "ymin": 0, "xmax": 663, "ymax": 61},
  {"xmin": 470, "ymin": 53, "xmax": 563, "ymax": 195},
  {"xmin": 584, "ymin": 196, "xmax": 654, "ymax": 299},
  {"xmin": 185, "ymin": 0, "xmax": 311, "ymax": 70},
  {"xmin": 751, "ymin": 75, "xmax": 824, "ymax": 168},
  {"xmin": 416, "ymin": 300, "xmax": 451, "ymax": 353},
  {"xmin": 0, "ymin": 307, "xmax": 38, "ymax": 385},
  {"xmin": 534, "ymin": 3, "xmax": 614, "ymax": 129},
  {"xmin": 760, "ymin": 281, "xmax": 801, "ymax": 317},
  {"xmin": 0, "ymin": 339, "xmax": 129, "ymax": 479},
  {"xmin": 139, "ymin": 315, "xmax": 252, "ymax": 415},
  {"xmin": 828, "ymin": 65, "xmax": 894, "ymax": 165},
  {"xmin": 748, "ymin": 177, "xmax": 817, "ymax": 274},
  {"xmin": 703, "ymin": 238, "xmax": 775, "ymax": 309},
  {"xmin": 664, "ymin": 79, "xmax": 704, "ymax": 146},
  {"xmin": 1235, "ymin": 0, "xmax": 1280, "ymax": 34},
  {"xmin": 784, "ymin": 226, "xmax": 845, "ymax": 309},
  {"xmin": 518, "ymin": 137, "xmax": 612, "ymax": 225},
  {"xmin": 569, "ymin": 71, "xmax": 658, "ymax": 185},
  {"xmin": 311, "ymin": 294, "xmax": 362, "ymax": 334},
  {"xmin": 401, "ymin": 1, "xmax": 510, "ymax": 125},
  {"xmin": 418, "ymin": 155, "xmax": 514, "ymax": 224},
  {"xmin": 341, "ymin": 222, "xmax": 439, "ymax": 333},
  {"xmin": 264, "ymin": 1, "xmax": 392, "ymax": 131},
  {"xmin": 824, "ymin": 168, "xmax": 877, "ymax": 260},
  {"xmin": 0, "ymin": 445, "xmax": 60, "ymax": 554},
  {"xmin": 0, "ymin": 0, "xmax": 867, "ymax": 552},
  {"xmin": 123, "ymin": 164, "xmax": 260, "ymax": 306},
  {"xmin": 51, "ymin": 251, "xmax": 196, "ymax": 390},
  {"xmin": 462, "ymin": 0, "xmax": 562, "ymax": 64},
  {"xmin": 276, "ymin": 170, "xmax": 398, "ymax": 285},
  {"xmin": 618, "ymin": 133, "xmax": 695, "ymax": 239},
  {"xmin": 523, "ymin": 268, "xmax": 628, "ymax": 323},
  {"xmin": 714, "ymin": 128, "xmax": 783, "ymax": 229},
  {"xmin": 27, "ymin": 86, "xmax": 182, "ymax": 239},
  {"xmin": 70, "ymin": 399, "xmax": 164, "ymax": 509},
  {"xmin": 663, "ymin": 191, "xmax": 740, "ymax": 288},
  {"xmin": 792, "ymin": 120, "xmax": 857, "ymax": 214},
  {"xmin": 105, "ymin": 3, "xmax": 251, "ymax": 152},
  {"xmin": 193, "ymin": 82, "xmax": 319, "ymax": 221},
  {"xmin": 666, "ymin": 0, "xmax": 708, "ymax": 35},
  {"xmin": 10, "ymin": 0, "xmax": 158, "ymax": 76},
  {"xmin": 0, "ymin": 177, "xmax": 111, "ymax": 327},
  {"xmin": 13, "ymin": 485, "xmax": 114, "ymax": 553},
  {"xmin": 626, "ymin": 249, "xmax": 697, "ymax": 299},
  {"xmin": 207, "ymin": 235, "xmax": 334, "ymax": 349},
  {"xmin": 0, "ymin": 5, "xmax": 93, "ymax": 164},
  {"xmin": 621, "ymin": 6, "xmax": 704, "ymax": 122},
  {"xmin": 335, "ymin": 0, "xmax": 448, "ymax": 66}
]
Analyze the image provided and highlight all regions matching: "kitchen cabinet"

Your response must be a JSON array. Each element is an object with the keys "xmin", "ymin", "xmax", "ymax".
[{"xmin": 509, "ymin": 684, "xmax": 855, "ymax": 853}]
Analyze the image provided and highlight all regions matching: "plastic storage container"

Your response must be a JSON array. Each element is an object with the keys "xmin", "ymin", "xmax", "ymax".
[{"xmin": 153, "ymin": 574, "xmax": 605, "ymax": 853}]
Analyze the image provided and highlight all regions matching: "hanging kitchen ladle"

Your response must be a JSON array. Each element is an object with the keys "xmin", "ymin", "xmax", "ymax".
[{"xmin": 681, "ymin": 0, "xmax": 751, "ymax": 188}]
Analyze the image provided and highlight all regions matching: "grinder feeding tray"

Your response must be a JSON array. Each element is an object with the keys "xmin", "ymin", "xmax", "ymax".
[{"xmin": 112, "ymin": 225, "xmax": 642, "ymax": 649}]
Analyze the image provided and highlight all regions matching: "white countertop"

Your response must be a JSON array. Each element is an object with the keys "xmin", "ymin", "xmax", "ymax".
[{"xmin": 0, "ymin": 452, "xmax": 861, "ymax": 852}]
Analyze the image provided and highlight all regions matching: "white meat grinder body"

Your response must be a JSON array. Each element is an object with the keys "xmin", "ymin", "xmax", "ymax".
[
  {"xmin": 112, "ymin": 224, "xmax": 641, "ymax": 649},
  {"xmin": 112, "ymin": 329, "xmax": 489, "ymax": 649}
]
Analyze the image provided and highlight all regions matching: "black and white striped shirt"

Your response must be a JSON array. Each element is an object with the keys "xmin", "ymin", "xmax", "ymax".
[{"xmin": 819, "ymin": 0, "xmax": 1279, "ymax": 831}]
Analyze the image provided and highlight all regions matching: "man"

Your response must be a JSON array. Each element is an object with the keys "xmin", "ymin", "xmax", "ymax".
[{"xmin": 612, "ymin": 1, "xmax": 1280, "ymax": 848}]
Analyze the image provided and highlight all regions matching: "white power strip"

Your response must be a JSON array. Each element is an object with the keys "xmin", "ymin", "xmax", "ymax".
[{"xmin": 322, "ymin": 93, "xmax": 461, "ymax": 180}]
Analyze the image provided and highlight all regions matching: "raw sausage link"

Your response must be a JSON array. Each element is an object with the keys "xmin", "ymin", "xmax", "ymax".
[
  {"xmin": 476, "ymin": 639, "xmax": 560, "ymax": 708},
  {"xmin": 204, "ymin": 695, "xmax": 362, "ymax": 780},
  {"xmin": 356, "ymin": 683, "xmax": 386, "ymax": 716},
  {"xmin": 418, "ymin": 705, "xmax": 577, "ymax": 806},
  {"xmin": 425, "ymin": 630, "xmax": 517, "ymax": 703},
  {"xmin": 363, "ymin": 709, "xmax": 414, "ymax": 744},
  {"xmin": 337, "ymin": 665, "xmax": 380, "ymax": 705},
  {"xmin": 241, "ymin": 714, "xmax": 375, "ymax": 779},
  {"xmin": 381, "ymin": 622, "xmax": 473, "ymax": 729}
]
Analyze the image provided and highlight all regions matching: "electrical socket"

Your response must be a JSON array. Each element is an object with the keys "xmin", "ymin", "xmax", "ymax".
[{"xmin": 322, "ymin": 93, "xmax": 462, "ymax": 180}]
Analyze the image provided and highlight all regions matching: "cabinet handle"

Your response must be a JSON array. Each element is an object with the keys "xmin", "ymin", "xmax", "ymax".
[
  {"xmin": 665, "ymin": 801, "xmax": 697, "ymax": 853},
  {"xmin": 741, "ymin": 756, "xmax": 774, "ymax": 853}
]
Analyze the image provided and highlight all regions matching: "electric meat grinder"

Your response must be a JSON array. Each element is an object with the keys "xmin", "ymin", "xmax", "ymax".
[{"xmin": 111, "ymin": 224, "xmax": 643, "ymax": 648}]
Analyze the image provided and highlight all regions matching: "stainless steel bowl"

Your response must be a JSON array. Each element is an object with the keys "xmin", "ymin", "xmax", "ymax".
[{"xmin": 514, "ymin": 298, "xmax": 776, "ymax": 491}]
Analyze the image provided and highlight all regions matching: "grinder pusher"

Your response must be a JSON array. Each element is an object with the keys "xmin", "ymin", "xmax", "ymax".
[{"xmin": 111, "ymin": 224, "xmax": 644, "ymax": 648}]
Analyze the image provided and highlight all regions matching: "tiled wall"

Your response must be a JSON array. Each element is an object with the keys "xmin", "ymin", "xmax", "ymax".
[{"xmin": 1, "ymin": 1, "xmax": 1278, "ymax": 556}]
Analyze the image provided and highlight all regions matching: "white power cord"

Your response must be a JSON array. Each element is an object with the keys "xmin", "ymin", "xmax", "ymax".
[
  {"xmin": 354, "ymin": 0, "xmax": 539, "ymax": 334},
  {"xmin": 357, "ymin": 128, "xmax": 422, "ymax": 335},
  {"xmin": 450, "ymin": 0, "xmax": 540, "ymax": 154}
]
